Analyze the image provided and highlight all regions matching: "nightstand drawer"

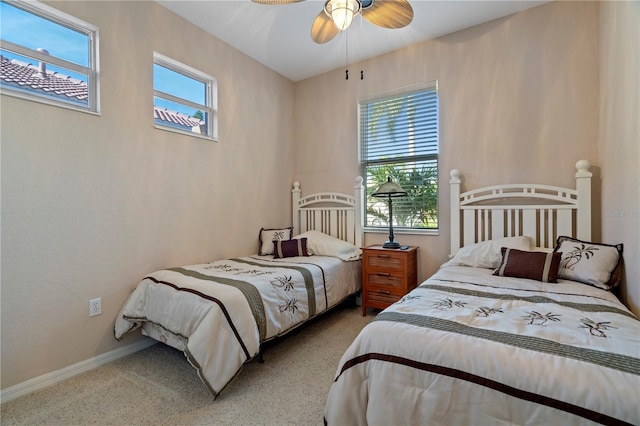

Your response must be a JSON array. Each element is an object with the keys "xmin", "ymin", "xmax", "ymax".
[
  {"xmin": 366, "ymin": 272, "xmax": 403, "ymax": 290},
  {"xmin": 365, "ymin": 253, "xmax": 403, "ymax": 271},
  {"xmin": 366, "ymin": 290, "xmax": 401, "ymax": 305}
]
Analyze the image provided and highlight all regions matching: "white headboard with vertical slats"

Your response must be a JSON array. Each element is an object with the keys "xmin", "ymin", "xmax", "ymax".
[
  {"xmin": 292, "ymin": 177, "xmax": 364, "ymax": 247},
  {"xmin": 450, "ymin": 160, "xmax": 592, "ymax": 256}
]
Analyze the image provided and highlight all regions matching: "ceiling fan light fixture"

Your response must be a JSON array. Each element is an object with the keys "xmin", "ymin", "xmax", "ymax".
[{"xmin": 324, "ymin": 0, "xmax": 361, "ymax": 31}]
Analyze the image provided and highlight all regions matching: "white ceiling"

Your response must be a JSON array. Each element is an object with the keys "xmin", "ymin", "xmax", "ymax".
[{"xmin": 157, "ymin": 0, "xmax": 550, "ymax": 82}]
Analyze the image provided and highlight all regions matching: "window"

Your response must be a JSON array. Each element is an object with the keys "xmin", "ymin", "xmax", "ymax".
[
  {"xmin": 153, "ymin": 53, "xmax": 217, "ymax": 140},
  {"xmin": 0, "ymin": 0, "xmax": 99, "ymax": 113},
  {"xmin": 359, "ymin": 82, "xmax": 439, "ymax": 232}
]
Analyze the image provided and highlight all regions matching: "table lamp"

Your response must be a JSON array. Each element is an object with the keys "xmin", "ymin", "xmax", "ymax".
[{"xmin": 372, "ymin": 177, "xmax": 407, "ymax": 249}]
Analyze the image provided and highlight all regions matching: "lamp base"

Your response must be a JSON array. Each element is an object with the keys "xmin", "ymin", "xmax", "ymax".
[{"xmin": 382, "ymin": 241, "xmax": 401, "ymax": 249}]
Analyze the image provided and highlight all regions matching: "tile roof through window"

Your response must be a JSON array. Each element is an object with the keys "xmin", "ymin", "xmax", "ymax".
[
  {"xmin": 153, "ymin": 106, "xmax": 204, "ymax": 128},
  {"xmin": 1, "ymin": 54, "xmax": 88, "ymax": 100},
  {"xmin": 0, "ymin": 55, "xmax": 204, "ymax": 128}
]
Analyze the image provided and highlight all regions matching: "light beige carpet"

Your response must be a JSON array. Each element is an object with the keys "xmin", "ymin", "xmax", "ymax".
[{"xmin": 1, "ymin": 302, "xmax": 372, "ymax": 426}]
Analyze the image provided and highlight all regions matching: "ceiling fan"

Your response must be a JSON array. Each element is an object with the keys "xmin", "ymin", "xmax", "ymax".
[{"xmin": 251, "ymin": 0, "xmax": 414, "ymax": 44}]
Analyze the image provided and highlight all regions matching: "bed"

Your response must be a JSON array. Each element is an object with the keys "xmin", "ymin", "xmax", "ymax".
[
  {"xmin": 114, "ymin": 178, "xmax": 364, "ymax": 398},
  {"xmin": 325, "ymin": 161, "xmax": 640, "ymax": 425}
]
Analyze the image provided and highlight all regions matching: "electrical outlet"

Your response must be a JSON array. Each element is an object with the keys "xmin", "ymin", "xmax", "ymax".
[{"xmin": 89, "ymin": 298, "xmax": 102, "ymax": 317}]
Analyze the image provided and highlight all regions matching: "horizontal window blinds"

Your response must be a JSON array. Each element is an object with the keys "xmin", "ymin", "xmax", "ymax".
[{"xmin": 360, "ymin": 87, "xmax": 438, "ymax": 165}]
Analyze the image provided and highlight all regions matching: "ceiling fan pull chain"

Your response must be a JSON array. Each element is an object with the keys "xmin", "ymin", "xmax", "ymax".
[
  {"xmin": 359, "ymin": 12, "xmax": 364, "ymax": 80},
  {"xmin": 345, "ymin": 28, "xmax": 349, "ymax": 80}
]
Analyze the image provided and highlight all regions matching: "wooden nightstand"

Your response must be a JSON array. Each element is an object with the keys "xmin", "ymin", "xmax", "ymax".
[{"xmin": 361, "ymin": 245, "xmax": 418, "ymax": 316}]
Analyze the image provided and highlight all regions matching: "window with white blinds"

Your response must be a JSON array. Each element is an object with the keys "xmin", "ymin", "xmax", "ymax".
[{"xmin": 359, "ymin": 82, "xmax": 439, "ymax": 230}]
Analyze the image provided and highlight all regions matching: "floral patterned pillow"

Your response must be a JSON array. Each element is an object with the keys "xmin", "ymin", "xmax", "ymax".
[
  {"xmin": 553, "ymin": 236, "xmax": 623, "ymax": 290},
  {"xmin": 258, "ymin": 227, "xmax": 293, "ymax": 256}
]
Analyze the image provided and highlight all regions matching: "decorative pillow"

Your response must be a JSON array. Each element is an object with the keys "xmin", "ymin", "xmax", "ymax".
[
  {"xmin": 493, "ymin": 247, "xmax": 563, "ymax": 283},
  {"xmin": 553, "ymin": 236, "xmax": 623, "ymax": 290},
  {"xmin": 445, "ymin": 236, "xmax": 531, "ymax": 269},
  {"xmin": 294, "ymin": 230, "xmax": 361, "ymax": 261},
  {"xmin": 258, "ymin": 227, "xmax": 293, "ymax": 256},
  {"xmin": 273, "ymin": 238, "xmax": 309, "ymax": 259}
]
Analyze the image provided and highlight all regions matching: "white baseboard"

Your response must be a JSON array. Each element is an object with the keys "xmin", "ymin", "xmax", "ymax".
[{"xmin": 1, "ymin": 338, "xmax": 157, "ymax": 404}]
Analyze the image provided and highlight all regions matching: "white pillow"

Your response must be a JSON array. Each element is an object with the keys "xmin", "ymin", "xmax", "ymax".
[
  {"xmin": 294, "ymin": 230, "xmax": 361, "ymax": 261},
  {"xmin": 445, "ymin": 236, "xmax": 531, "ymax": 269}
]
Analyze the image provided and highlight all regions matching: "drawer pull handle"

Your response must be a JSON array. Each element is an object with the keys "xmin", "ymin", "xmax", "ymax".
[
  {"xmin": 376, "ymin": 254, "xmax": 391, "ymax": 258},
  {"xmin": 377, "ymin": 272, "xmax": 390, "ymax": 277},
  {"xmin": 376, "ymin": 290, "xmax": 391, "ymax": 295}
]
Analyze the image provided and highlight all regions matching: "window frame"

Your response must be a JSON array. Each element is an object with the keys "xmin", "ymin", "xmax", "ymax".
[
  {"xmin": 153, "ymin": 52, "xmax": 218, "ymax": 141},
  {"xmin": 358, "ymin": 81, "xmax": 440, "ymax": 236},
  {"xmin": 0, "ymin": 0, "xmax": 100, "ymax": 114}
]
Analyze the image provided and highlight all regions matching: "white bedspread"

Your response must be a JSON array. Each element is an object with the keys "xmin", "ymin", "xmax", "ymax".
[
  {"xmin": 325, "ymin": 265, "xmax": 640, "ymax": 425},
  {"xmin": 115, "ymin": 255, "xmax": 359, "ymax": 397}
]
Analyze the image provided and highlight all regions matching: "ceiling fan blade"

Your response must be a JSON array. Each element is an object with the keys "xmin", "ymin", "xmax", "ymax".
[
  {"xmin": 362, "ymin": 0, "xmax": 414, "ymax": 29},
  {"xmin": 251, "ymin": 0, "xmax": 305, "ymax": 4},
  {"xmin": 311, "ymin": 10, "xmax": 339, "ymax": 44}
]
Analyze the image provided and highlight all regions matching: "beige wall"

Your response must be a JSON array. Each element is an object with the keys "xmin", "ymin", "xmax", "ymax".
[
  {"xmin": 599, "ymin": 1, "xmax": 640, "ymax": 314},
  {"xmin": 295, "ymin": 1, "xmax": 601, "ymax": 284},
  {"xmin": 1, "ymin": 1, "xmax": 294, "ymax": 389}
]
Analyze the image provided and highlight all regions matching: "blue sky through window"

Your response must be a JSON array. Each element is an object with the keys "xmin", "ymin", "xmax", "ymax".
[
  {"xmin": 2, "ymin": 0, "xmax": 209, "ymax": 122},
  {"xmin": 153, "ymin": 63, "xmax": 207, "ymax": 118},
  {"xmin": 0, "ymin": 1, "xmax": 88, "ymax": 66},
  {"xmin": 153, "ymin": 64, "xmax": 206, "ymax": 106}
]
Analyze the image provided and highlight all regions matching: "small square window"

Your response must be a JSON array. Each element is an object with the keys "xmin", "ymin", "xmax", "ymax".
[
  {"xmin": 153, "ymin": 53, "xmax": 218, "ymax": 141},
  {"xmin": 0, "ymin": 0, "xmax": 99, "ymax": 113}
]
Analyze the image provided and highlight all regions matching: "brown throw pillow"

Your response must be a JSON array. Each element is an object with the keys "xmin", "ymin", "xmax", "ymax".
[
  {"xmin": 273, "ymin": 238, "xmax": 310, "ymax": 259},
  {"xmin": 493, "ymin": 247, "xmax": 562, "ymax": 283}
]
